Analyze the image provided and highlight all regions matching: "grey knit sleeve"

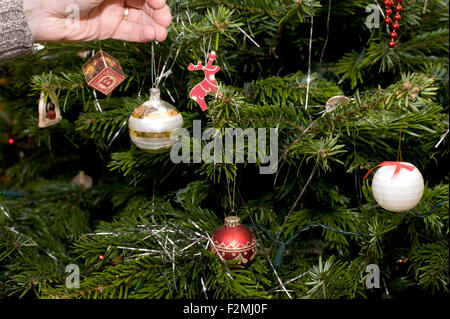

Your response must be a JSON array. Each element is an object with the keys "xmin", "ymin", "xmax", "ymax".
[{"xmin": 0, "ymin": 0, "xmax": 34, "ymax": 62}]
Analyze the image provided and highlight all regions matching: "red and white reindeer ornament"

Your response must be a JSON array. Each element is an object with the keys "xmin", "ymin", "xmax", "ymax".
[{"xmin": 188, "ymin": 52, "xmax": 221, "ymax": 111}]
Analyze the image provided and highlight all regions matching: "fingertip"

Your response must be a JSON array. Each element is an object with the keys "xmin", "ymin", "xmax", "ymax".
[
  {"xmin": 153, "ymin": 5, "xmax": 172, "ymax": 28},
  {"xmin": 154, "ymin": 25, "xmax": 168, "ymax": 42},
  {"xmin": 148, "ymin": 0, "xmax": 166, "ymax": 10},
  {"xmin": 143, "ymin": 26, "xmax": 156, "ymax": 42}
]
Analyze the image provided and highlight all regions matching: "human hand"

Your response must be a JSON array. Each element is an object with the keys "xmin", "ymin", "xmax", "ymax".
[{"xmin": 23, "ymin": 0, "xmax": 172, "ymax": 43}]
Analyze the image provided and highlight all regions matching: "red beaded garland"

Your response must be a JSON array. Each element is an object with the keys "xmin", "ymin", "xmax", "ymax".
[{"xmin": 384, "ymin": 0, "xmax": 403, "ymax": 48}]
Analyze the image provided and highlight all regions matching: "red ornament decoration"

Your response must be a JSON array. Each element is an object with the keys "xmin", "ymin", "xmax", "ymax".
[
  {"xmin": 384, "ymin": 0, "xmax": 404, "ymax": 48},
  {"xmin": 46, "ymin": 102, "xmax": 57, "ymax": 120},
  {"xmin": 383, "ymin": 0, "xmax": 393, "ymax": 7},
  {"xmin": 188, "ymin": 51, "xmax": 221, "ymax": 111},
  {"xmin": 211, "ymin": 216, "xmax": 257, "ymax": 268},
  {"xmin": 363, "ymin": 161, "xmax": 416, "ymax": 180},
  {"xmin": 8, "ymin": 138, "xmax": 14, "ymax": 144},
  {"xmin": 111, "ymin": 256, "xmax": 122, "ymax": 266}
]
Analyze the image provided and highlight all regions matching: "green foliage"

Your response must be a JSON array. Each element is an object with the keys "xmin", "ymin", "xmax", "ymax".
[
  {"xmin": 0, "ymin": 0, "xmax": 448, "ymax": 299},
  {"xmin": 302, "ymin": 256, "xmax": 365, "ymax": 299},
  {"xmin": 411, "ymin": 242, "xmax": 449, "ymax": 293}
]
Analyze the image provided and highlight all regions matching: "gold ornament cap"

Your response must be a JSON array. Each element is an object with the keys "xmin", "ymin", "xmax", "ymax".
[{"xmin": 224, "ymin": 216, "xmax": 241, "ymax": 227}]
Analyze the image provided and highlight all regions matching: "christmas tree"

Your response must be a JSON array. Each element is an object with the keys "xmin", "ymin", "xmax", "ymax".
[{"xmin": 0, "ymin": 0, "xmax": 448, "ymax": 300}]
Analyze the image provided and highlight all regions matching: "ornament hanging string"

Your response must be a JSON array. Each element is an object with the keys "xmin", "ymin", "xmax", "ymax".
[
  {"xmin": 151, "ymin": 41, "xmax": 156, "ymax": 87},
  {"xmin": 319, "ymin": 0, "xmax": 332, "ymax": 67},
  {"xmin": 396, "ymin": 100, "xmax": 406, "ymax": 162},
  {"xmin": 225, "ymin": 174, "xmax": 237, "ymax": 216},
  {"xmin": 156, "ymin": 31, "xmax": 185, "ymax": 88},
  {"xmin": 148, "ymin": 1, "xmax": 185, "ymax": 90},
  {"xmin": 145, "ymin": 4, "xmax": 157, "ymax": 88},
  {"xmin": 397, "ymin": 124, "xmax": 403, "ymax": 162},
  {"xmin": 304, "ymin": 0, "xmax": 314, "ymax": 110},
  {"xmin": 158, "ymin": 10, "xmax": 186, "ymax": 100},
  {"xmin": 363, "ymin": 161, "xmax": 415, "ymax": 181}
]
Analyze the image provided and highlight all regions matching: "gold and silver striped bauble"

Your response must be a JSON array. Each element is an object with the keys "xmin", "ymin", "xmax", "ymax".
[{"xmin": 128, "ymin": 88, "xmax": 184, "ymax": 152}]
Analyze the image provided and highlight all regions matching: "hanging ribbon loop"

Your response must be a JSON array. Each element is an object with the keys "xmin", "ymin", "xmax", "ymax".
[{"xmin": 363, "ymin": 161, "xmax": 416, "ymax": 181}]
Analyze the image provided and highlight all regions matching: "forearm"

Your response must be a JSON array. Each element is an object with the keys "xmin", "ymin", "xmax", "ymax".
[{"xmin": 0, "ymin": 0, "xmax": 34, "ymax": 62}]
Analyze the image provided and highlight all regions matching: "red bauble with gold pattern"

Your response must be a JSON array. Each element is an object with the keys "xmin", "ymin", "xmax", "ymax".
[{"xmin": 212, "ymin": 216, "xmax": 257, "ymax": 268}]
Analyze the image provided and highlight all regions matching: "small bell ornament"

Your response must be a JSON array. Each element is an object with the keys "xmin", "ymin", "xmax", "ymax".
[
  {"xmin": 71, "ymin": 171, "xmax": 93, "ymax": 189},
  {"xmin": 211, "ymin": 216, "xmax": 257, "ymax": 268},
  {"xmin": 38, "ymin": 91, "xmax": 62, "ymax": 128},
  {"xmin": 128, "ymin": 88, "xmax": 184, "ymax": 153},
  {"xmin": 364, "ymin": 161, "xmax": 424, "ymax": 212}
]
